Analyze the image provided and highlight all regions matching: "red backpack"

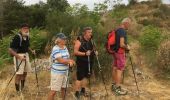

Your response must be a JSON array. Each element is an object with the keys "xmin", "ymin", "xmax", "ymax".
[{"xmin": 105, "ymin": 30, "xmax": 116, "ymax": 54}]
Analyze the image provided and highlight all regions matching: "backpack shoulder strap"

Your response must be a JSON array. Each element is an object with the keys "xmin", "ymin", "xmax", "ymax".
[
  {"xmin": 17, "ymin": 33, "xmax": 22, "ymax": 47},
  {"xmin": 77, "ymin": 35, "xmax": 83, "ymax": 43}
]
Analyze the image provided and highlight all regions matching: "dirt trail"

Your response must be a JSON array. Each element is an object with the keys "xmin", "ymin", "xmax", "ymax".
[{"xmin": 1, "ymin": 43, "xmax": 170, "ymax": 100}]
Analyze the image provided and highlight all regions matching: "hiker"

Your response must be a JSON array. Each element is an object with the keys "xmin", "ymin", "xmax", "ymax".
[
  {"xmin": 9, "ymin": 23, "xmax": 35, "ymax": 92},
  {"xmin": 47, "ymin": 33, "xmax": 75, "ymax": 100},
  {"xmin": 111, "ymin": 18, "xmax": 131, "ymax": 95},
  {"xmin": 74, "ymin": 27, "xmax": 97, "ymax": 99}
]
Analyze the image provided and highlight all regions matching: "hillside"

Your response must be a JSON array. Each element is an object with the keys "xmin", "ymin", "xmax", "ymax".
[{"xmin": 0, "ymin": 1, "xmax": 170, "ymax": 100}]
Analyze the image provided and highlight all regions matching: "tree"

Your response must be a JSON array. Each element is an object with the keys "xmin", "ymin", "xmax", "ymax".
[
  {"xmin": 2, "ymin": 0, "xmax": 47, "ymax": 35},
  {"xmin": 47, "ymin": 0, "xmax": 69, "ymax": 12},
  {"xmin": 129, "ymin": 0, "xmax": 137, "ymax": 5},
  {"xmin": 0, "ymin": 0, "xmax": 4, "ymax": 39},
  {"xmin": 3, "ymin": 0, "xmax": 25, "ymax": 35}
]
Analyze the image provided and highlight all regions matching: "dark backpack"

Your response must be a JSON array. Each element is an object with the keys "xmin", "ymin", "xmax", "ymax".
[
  {"xmin": 105, "ymin": 30, "xmax": 116, "ymax": 54},
  {"xmin": 9, "ymin": 33, "xmax": 29, "ymax": 56},
  {"xmin": 17, "ymin": 33, "xmax": 29, "ymax": 47}
]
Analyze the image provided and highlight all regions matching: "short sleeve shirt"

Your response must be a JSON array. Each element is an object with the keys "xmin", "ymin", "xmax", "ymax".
[
  {"xmin": 115, "ymin": 28, "xmax": 127, "ymax": 53},
  {"xmin": 10, "ymin": 33, "xmax": 30, "ymax": 53},
  {"xmin": 51, "ymin": 45, "xmax": 70, "ymax": 74}
]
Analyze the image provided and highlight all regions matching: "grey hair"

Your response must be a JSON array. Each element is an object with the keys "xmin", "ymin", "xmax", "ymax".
[
  {"xmin": 83, "ymin": 27, "xmax": 92, "ymax": 32},
  {"xmin": 122, "ymin": 18, "xmax": 131, "ymax": 23}
]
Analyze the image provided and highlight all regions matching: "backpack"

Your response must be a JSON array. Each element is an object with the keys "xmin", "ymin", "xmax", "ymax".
[
  {"xmin": 105, "ymin": 30, "xmax": 116, "ymax": 54},
  {"xmin": 9, "ymin": 33, "xmax": 29, "ymax": 56},
  {"xmin": 17, "ymin": 33, "xmax": 29, "ymax": 47}
]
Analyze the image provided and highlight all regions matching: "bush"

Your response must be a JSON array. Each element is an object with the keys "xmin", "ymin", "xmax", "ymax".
[
  {"xmin": 157, "ymin": 40, "xmax": 170, "ymax": 72},
  {"xmin": 0, "ymin": 28, "xmax": 48, "ymax": 69},
  {"xmin": 29, "ymin": 28, "xmax": 48, "ymax": 55},
  {"xmin": 159, "ymin": 4, "xmax": 170, "ymax": 16},
  {"xmin": 139, "ymin": 25, "xmax": 162, "ymax": 51},
  {"xmin": 0, "ymin": 34, "xmax": 15, "ymax": 69},
  {"xmin": 111, "ymin": 7, "xmax": 128, "ymax": 23}
]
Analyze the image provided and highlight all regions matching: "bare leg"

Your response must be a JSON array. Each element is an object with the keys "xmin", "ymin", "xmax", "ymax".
[
  {"xmin": 81, "ymin": 78, "xmax": 87, "ymax": 89},
  {"xmin": 15, "ymin": 74, "xmax": 22, "ymax": 91},
  {"xmin": 75, "ymin": 80, "xmax": 81, "ymax": 92},
  {"xmin": 116, "ymin": 69, "xmax": 123, "ymax": 86},
  {"xmin": 21, "ymin": 72, "xmax": 27, "ymax": 90},
  {"xmin": 61, "ymin": 88, "xmax": 66, "ymax": 100},
  {"xmin": 112, "ymin": 66, "xmax": 117, "ymax": 83},
  {"xmin": 22, "ymin": 72, "xmax": 27, "ymax": 80},
  {"xmin": 47, "ymin": 90, "xmax": 56, "ymax": 100}
]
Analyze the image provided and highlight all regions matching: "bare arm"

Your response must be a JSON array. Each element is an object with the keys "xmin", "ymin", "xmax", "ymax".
[
  {"xmin": 29, "ymin": 47, "xmax": 33, "ymax": 52},
  {"xmin": 120, "ymin": 37, "xmax": 129, "ymax": 50},
  {"xmin": 9, "ymin": 48, "xmax": 20, "ymax": 58},
  {"xmin": 56, "ymin": 58, "xmax": 73, "ymax": 65},
  {"xmin": 8, "ymin": 48, "xmax": 25, "ymax": 60},
  {"xmin": 120, "ymin": 37, "xmax": 126, "ymax": 48},
  {"xmin": 29, "ymin": 47, "xmax": 36, "ymax": 54},
  {"xmin": 74, "ymin": 40, "xmax": 86, "ymax": 56}
]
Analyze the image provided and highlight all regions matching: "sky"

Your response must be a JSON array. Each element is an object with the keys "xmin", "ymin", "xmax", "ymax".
[{"xmin": 23, "ymin": 0, "xmax": 170, "ymax": 10}]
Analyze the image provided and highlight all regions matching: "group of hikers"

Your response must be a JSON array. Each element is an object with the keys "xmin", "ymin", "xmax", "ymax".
[{"xmin": 9, "ymin": 17, "xmax": 131, "ymax": 100}]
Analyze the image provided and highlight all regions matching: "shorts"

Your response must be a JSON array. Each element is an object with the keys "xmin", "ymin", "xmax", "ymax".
[
  {"xmin": 13, "ymin": 53, "xmax": 32, "ymax": 74},
  {"xmin": 50, "ymin": 73, "xmax": 67, "ymax": 91},
  {"xmin": 76, "ymin": 61, "xmax": 93, "ymax": 81},
  {"xmin": 112, "ymin": 52, "xmax": 126, "ymax": 70}
]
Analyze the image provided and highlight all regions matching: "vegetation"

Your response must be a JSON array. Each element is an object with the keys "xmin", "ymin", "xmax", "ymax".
[
  {"xmin": 139, "ymin": 25, "xmax": 162, "ymax": 51},
  {"xmin": 0, "ymin": 0, "xmax": 170, "ymax": 77},
  {"xmin": 0, "ymin": 28, "xmax": 48, "ymax": 69}
]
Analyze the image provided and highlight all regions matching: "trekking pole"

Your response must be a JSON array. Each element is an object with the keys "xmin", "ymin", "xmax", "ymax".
[
  {"xmin": 91, "ymin": 39, "xmax": 109, "ymax": 96},
  {"xmin": 122, "ymin": 53, "xmax": 128, "ymax": 84},
  {"xmin": 33, "ymin": 54, "xmax": 40, "ymax": 99},
  {"xmin": 1, "ymin": 59, "xmax": 23, "ymax": 99},
  {"xmin": 95, "ymin": 54, "xmax": 109, "ymax": 96},
  {"xmin": 6, "ymin": 60, "xmax": 23, "ymax": 88},
  {"xmin": 128, "ymin": 53, "xmax": 140, "ymax": 95},
  {"xmin": 63, "ymin": 65, "xmax": 71, "ymax": 100},
  {"xmin": 88, "ymin": 55, "xmax": 92, "ymax": 100}
]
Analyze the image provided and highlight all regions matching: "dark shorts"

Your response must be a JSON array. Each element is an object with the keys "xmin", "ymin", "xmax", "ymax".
[
  {"xmin": 76, "ymin": 61, "xmax": 93, "ymax": 81},
  {"xmin": 112, "ymin": 52, "xmax": 126, "ymax": 70}
]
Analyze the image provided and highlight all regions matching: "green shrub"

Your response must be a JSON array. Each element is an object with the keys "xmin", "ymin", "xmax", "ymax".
[
  {"xmin": 139, "ymin": 25, "xmax": 162, "ymax": 51},
  {"xmin": 139, "ymin": 18, "xmax": 164, "ymax": 27},
  {"xmin": 11, "ymin": 28, "xmax": 48, "ymax": 54},
  {"xmin": 157, "ymin": 40, "xmax": 170, "ymax": 72},
  {"xmin": 0, "ymin": 35, "xmax": 14, "ymax": 69},
  {"xmin": 0, "ymin": 28, "xmax": 48, "ymax": 69},
  {"xmin": 110, "ymin": 7, "xmax": 128, "ymax": 23},
  {"xmin": 29, "ymin": 28, "xmax": 48, "ymax": 54}
]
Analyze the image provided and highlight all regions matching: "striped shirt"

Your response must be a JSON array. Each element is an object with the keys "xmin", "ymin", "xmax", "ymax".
[{"xmin": 51, "ymin": 45, "xmax": 70, "ymax": 74}]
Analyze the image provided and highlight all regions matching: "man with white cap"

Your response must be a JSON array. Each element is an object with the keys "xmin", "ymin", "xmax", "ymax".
[{"xmin": 48, "ymin": 33, "xmax": 75, "ymax": 100}]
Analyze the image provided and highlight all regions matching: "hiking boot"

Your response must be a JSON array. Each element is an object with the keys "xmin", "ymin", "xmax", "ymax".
[
  {"xmin": 16, "ymin": 91, "xmax": 21, "ymax": 96},
  {"xmin": 114, "ymin": 86, "xmax": 127, "ymax": 96},
  {"xmin": 21, "ymin": 80, "xmax": 25, "ymax": 91},
  {"xmin": 80, "ymin": 88, "xmax": 89, "ymax": 97},
  {"xmin": 111, "ymin": 83, "xmax": 116, "ymax": 92},
  {"xmin": 15, "ymin": 83, "xmax": 20, "ymax": 92},
  {"xmin": 75, "ymin": 91, "xmax": 80, "ymax": 100}
]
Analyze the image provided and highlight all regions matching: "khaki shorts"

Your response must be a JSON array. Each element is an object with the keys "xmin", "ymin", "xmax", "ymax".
[
  {"xmin": 13, "ymin": 53, "xmax": 32, "ymax": 74},
  {"xmin": 50, "ymin": 73, "xmax": 68, "ymax": 91}
]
